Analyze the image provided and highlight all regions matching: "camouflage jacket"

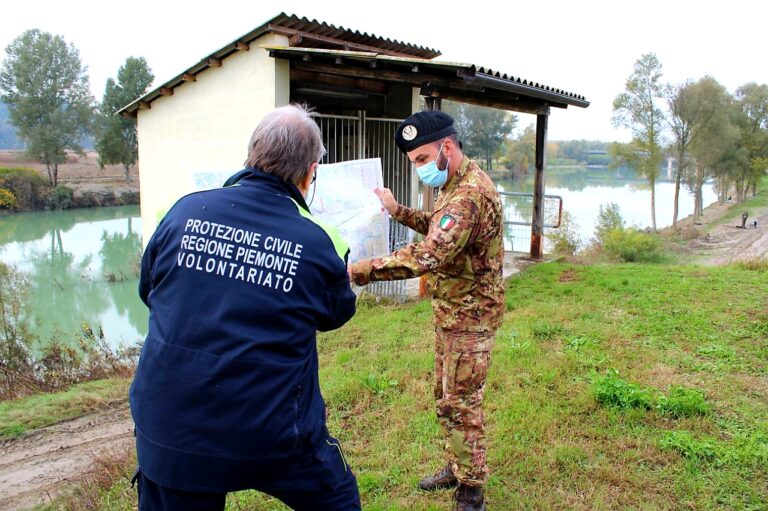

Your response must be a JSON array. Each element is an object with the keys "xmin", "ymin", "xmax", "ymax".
[{"xmin": 350, "ymin": 157, "xmax": 504, "ymax": 333}]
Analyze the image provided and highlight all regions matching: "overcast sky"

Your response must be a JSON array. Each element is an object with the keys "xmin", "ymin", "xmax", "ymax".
[{"xmin": 3, "ymin": 0, "xmax": 766, "ymax": 142}]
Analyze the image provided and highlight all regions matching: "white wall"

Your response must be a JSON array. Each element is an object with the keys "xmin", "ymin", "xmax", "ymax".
[{"xmin": 136, "ymin": 32, "xmax": 290, "ymax": 243}]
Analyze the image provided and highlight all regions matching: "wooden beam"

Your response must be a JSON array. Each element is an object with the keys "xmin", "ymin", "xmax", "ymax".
[
  {"xmin": 182, "ymin": 73, "xmax": 196, "ymax": 82},
  {"xmin": 235, "ymin": 41, "xmax": 249, "ymax": 51},
  {"xmin": 207, "ymin": 58, "xmax": 222, "ymax": 67},
  {"xmin": 292, "ymin": 61, "xmax": 556, "ymax": 114},
  {"xmin": 160, "ymin": 87, "xmax": 174, "ymax": 96},
  {"xmin": 289, "ymin": 33, "xmax": 303, "ymax": 46},
  {"xmin": 138, "ymin": 101, "xmax": 151, "ymax": 110},
  {"xmin": 267, "ymin": 24, "xmax": 420, "ymax": 58},
  {"xmin": 290, "ymin": 68, "xmax": 389, "ymax": 94},
  {"xmin": 530, "ymin": 110, "xmax": 549, "ymax": 259}
]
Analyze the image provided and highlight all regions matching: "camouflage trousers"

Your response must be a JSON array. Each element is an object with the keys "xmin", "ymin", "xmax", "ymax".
[{"xmin": 434, "ymin": 327, "xmax": 494, "ymax": 487}]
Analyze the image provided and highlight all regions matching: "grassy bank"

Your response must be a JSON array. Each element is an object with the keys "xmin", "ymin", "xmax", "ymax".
[
  {"xmin": 35, "ymin": 260, "xmax": 767, "ymax": 510},
  {"xmin": 0, "ymin": 378, "xmax": 130, "ymax": 438}
]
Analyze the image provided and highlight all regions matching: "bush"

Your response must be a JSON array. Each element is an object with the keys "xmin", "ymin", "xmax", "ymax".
[
  {"xmin": 0, "ymin": 167, "xmax": 50, "ymax": 210},
  {"xmin": 0, "ymin": 263, "xmax": 36, "ymax": 399},
  {"xmin": 546, "ymin": 211, "xmax": 581, "ymax": 256},
  {"xmin": 46, "ymin": 186, "xmax": 74, "ymax": 210},
  {"xmin": 594, "ymin": 202, "xmax": 625, "ymax": 245},
  {"xmin": 0, "ymin": 188, "xmax": 17, "ymax": 210},
  {"xmin": 603, "ymin": 228, "xmax": 662, "ymax": 262}
]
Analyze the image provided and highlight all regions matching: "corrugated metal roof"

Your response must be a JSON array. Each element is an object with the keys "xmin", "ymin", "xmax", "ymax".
[
  {"xmin": 120, "ymin": 15, "xmax": 588, "ymax": 115},
  {"xmin": 265, "ymin": 13, "xmax": 440, "ymax": 59},
  {"xmin": 119, "ymin": 12, "xmax": 440, "ymax": 116}
]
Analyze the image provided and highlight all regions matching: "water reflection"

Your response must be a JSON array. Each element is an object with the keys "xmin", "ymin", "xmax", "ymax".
[
  {"xmin": 0, "ymin": 206, "xmax": 147, "ymax": 349},
  {"xmin": 495, "ymin": 166, "xmax": 717, "ymax": 252}
]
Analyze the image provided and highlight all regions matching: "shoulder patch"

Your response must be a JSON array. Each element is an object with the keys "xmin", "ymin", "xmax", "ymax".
[{"xmin": 439, "ymin": 214, "xmax": 457, "ymax": 230}]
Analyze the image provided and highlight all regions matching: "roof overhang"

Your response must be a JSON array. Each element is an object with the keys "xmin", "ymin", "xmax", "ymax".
[{"xmin": 267, "ymin": 47, "xmax": 589, "ymax": 115}]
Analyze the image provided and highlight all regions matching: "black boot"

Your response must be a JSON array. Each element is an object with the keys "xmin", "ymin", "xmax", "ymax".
[
  {"xmin": 454, "ymin": 484, "xmax": 485, "ymax": 511},
  {"xmin": 418, "ymin": 463, "xmax": 458, "ymax": 491}
]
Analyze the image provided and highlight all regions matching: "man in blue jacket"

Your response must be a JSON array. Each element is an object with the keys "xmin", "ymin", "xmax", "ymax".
[{"xmin": 130, "ymin": 104, "xmax": 360, "ymax": 510}]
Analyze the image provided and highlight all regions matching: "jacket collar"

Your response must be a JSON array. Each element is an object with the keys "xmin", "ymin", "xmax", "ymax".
[{"xmin": 226, "ymin": 167, "xmax": 311, "ymax": 212}]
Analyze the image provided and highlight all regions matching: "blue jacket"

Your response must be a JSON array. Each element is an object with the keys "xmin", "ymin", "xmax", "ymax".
[{"xmin": 130, "ymin": 168, "xmax": 356, "ymax": 492}]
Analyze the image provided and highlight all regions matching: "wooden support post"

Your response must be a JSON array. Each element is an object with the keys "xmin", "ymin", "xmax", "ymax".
[
  {"xmin": 182, "ymin": 73, "xmax": 196, "ymax": 82},
  {"xmin": 207, "ymin": 58, "xmax": 222, "ymax": 67},
  {"xmin": 530, "ymin": 109, "xmax": 549, "ymax": 259},
  {"xmin": 419, "ymin": 91, "xmax": 442, "ymax": 297},
  {"xmin": 160, "ymin": 87, "xmax": 174, "ymax": 96},
  {"xmin": 235, "ymin": 41, "xmax": 249, "ymax": 51}
]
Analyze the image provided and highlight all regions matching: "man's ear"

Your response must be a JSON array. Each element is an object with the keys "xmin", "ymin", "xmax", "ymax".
[{"xmin": 300, "ymin": 162, "xmax": 317, "ymax": 192}]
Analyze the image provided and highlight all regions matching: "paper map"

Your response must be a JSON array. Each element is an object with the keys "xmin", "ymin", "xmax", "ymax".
[{"xmin": 309, "ymin": 158, "xmax": 389, "ymax": 263}]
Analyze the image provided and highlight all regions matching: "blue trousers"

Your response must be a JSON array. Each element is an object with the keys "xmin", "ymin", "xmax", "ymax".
[{"xmin": 133, "ymin": 437, "xmax": 361, "ymax": 511}]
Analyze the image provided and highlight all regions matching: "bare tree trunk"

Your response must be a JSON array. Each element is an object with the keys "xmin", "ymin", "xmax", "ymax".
[
  {"xmin": 694, "ymin": 164, "xmax": 705, "ymax": 222},
  {"xmin": 124, "ymin": 164, "xmax": 131, "ymax": 182},
  {"xmin": 45, "ymin": 163, "xmax": 54, "ymax": 187},
  {"xmin": 672, "ymin": 168, "xmax": 681, "ymax": 227},
  {"xmin": 650, "ymin": 177, "xmax": 657, "ymax": 231}
]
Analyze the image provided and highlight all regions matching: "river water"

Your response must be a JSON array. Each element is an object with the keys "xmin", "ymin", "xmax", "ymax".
[
  {"xmin": 0, "ymin": 205, "xmax": 146, "ymax": 350},
  {"xmin": 0, "ymin": 167, "xmax": 717, "ymax": 348}
]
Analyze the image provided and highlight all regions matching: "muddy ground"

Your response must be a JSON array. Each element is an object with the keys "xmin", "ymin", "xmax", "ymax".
[{"xmin": 0, "ymin": 403, "xmax": 133, "ymax": 511}]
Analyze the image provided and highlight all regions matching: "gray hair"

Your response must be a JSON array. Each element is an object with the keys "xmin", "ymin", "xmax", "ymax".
[{"xmin": 244, "ymin": 104, "xmax": 325, "ymax": 185}]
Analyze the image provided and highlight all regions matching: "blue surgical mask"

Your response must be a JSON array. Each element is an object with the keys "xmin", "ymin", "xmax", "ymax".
[{"xmin": 416, "ymin": 143, "xmax": 450, "ymax": 187}]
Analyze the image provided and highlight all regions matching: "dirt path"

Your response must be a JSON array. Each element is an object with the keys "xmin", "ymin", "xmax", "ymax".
[
  {"xmin": 677, "ymin": 200, "xmax": 768, "ymax": 265},
  {"xmin": 0, "ymin": 402, "xmax": 134, "ymax": 511}
]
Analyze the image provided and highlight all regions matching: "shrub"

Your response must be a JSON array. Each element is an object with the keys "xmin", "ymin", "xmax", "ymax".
[
  {"xmin": 594, "ymin": 202, "xmax": 625, "ymax": 245},
  {"xmin": 46, "ymin": 186, "xmax": 74, "ymax": 210},
  {"xmin": 0, "ymin": 167, "xmax": 50, "ymax": 210},
  {"xmin": 603, "ymin": 228, "xmax": 662, "ymax": 262},
  {"xmin": 546, "ymin": 211, "xmax": 581, "ymax": 256},
  {"xmin": 0, "ymin": 188, "xmax": 17, "ymax": 210}
]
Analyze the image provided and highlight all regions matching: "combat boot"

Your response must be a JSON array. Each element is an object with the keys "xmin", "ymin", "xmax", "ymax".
[
  {"xmin": 453, "ymin": 484, "xmax": 485, "ymax": 511},
  {"xmin": 418, "ymin": 463, "xmax": 458, "ymax": 491}
]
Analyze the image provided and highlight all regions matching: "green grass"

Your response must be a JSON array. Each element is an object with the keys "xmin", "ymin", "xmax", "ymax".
[
  {"xmin": 0, "ymin": 378, "xmax": 130, "ymax": 438},
  {"xmin": 32, "ymin": 262, "xmax": 768, "ymax": 510}
]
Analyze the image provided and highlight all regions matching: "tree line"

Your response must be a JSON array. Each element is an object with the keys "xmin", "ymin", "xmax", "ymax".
[
  {"xmin": 0, "ymin": 29, "xmax": 154, "ymax": 187},
  {"xmin": 612, "ymin": 53, "xmax": 768, "ymax": 229}
]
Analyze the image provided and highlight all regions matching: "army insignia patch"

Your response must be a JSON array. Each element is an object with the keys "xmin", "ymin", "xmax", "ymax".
[
  {"xmin": 402, "ymin": 125, "xmax": 417, "ymax": 141},
  {"xmin": 439, "ymin": 214, "xmax": 456, "ymax": 230}
]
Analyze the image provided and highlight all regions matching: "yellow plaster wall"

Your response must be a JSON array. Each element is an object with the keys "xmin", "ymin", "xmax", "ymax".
[{"xmin": 136, "ymin": 33, "xmax": 289, "ymax": 243}]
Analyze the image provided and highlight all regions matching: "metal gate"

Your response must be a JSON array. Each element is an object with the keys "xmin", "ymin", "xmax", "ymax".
[{"xmin": 311, "ymin": 112, "xmax": 413, "ymax": 300}]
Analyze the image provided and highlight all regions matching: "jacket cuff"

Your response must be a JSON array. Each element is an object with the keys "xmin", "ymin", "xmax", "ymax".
[{"xmin": 349, "ymin": 260, "xmax": 373, "ymax": 286}]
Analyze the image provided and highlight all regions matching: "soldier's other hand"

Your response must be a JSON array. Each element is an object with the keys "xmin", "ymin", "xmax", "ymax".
[{"xmin": 374, "ymin": 188, "xmax": 398, "ymax": 215}]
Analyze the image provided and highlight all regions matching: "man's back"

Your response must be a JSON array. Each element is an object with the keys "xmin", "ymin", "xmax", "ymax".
[{"xmin": 131, "ymin": 168, "xmax": 356, "ymax": 492}]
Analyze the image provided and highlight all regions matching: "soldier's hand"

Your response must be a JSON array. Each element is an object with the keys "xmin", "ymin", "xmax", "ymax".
[{"xmin": 374, "ymin": 188, "xmax": 398, "ymax": 215}]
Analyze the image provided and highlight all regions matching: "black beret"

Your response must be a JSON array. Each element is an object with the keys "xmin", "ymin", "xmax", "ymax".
[{"xmin": 395, "ymin": 111, "xmax": 457, "ymax": 154}]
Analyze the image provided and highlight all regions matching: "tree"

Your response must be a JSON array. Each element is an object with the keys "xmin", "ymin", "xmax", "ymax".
[
  {"xmin": 666, "ymin": 77, "xmax": 726, "ymax": 226},
  {"xmin": 0, "ymin": 29, "xmax": 93, "ymax": 187},
  {"xmin": 734, "ymin": 83, "xmax": 768, "ymax": 199},
  {"xmin": 687, "ymin": 79, "xmax": 740, "ymax": 220},
  {"xmin": 443, "ymin": 101, "xmax": 517, "ymax": 170},
  {"xmin": 95, "ymin": 57, "xmax": 154, "ymax": 180},
  {"xmin": 504, "ymin": 123, "xmax": 536, "ymax": 173},
  {"xmin": 612, "ymin": 53, "xmax": 666, "ymax": 230}
]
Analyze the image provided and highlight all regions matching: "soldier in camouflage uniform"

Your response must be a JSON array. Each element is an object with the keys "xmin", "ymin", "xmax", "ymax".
[{"xmin": 350, "ymin": 111, "xmax": 504, "ymax": 511}]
